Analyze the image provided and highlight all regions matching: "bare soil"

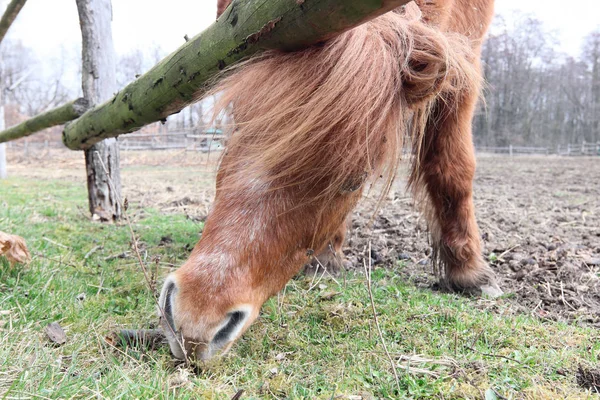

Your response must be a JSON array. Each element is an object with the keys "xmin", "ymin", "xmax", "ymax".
[
  {"xmin": 350, "ymin": 156, "xmax": 600, "ymax": 327},
  {"xmin": 7, "ymin": 149, "xmax": 600, "ymax": 327}
]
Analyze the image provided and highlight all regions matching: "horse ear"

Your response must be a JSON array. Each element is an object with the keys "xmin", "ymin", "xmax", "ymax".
[{"xmin": 210, "ymin": 307, "xmax": 251, "ymax": 350}]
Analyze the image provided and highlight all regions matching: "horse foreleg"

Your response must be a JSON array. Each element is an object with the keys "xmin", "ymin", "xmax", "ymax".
[{"xmin": 411, "ymin": 90, "xmax": 502, "ymax": 297}]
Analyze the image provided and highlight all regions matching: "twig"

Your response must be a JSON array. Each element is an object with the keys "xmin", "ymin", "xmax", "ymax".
[
  {"xmin": 496, "ymin": 244, "xmax": 520, "ymax": 261},
  {"xmin": 307, "ymin": 263, "xmax": 327, "ymax": 291},
  {"xmin": 467, "ymin": 346, "xmax": 531, "ymax": 369},
  {"xmin": 42, "ymin": 237, "xmax": 69, "ymax": 249},
  {"xmin": 560, "ymin": 281, "xmax": 579, "ymax": 312},
  {"xmin": 33, "ymin": 252, "xmax": 79, "ymax": 269},
  {"xmin": 95, "ymin": 271, "xmax": 104, "ymax": 295},
  {"xmin": 313, "ymin": 254, "xmax": 341, "ymax": 286},
  {"xmin": 84, "ymin": 245, "xmax": 103, "ymax": 260},
  {"xmin": 364, "ymin": 241, "xmax": 401, "ymax": 393},
  {"xmin": 94, "ymin": 152, "xmax": 187, "ymax": 360},
  {"xmin": 395, "ymin": 364, "xmax": 440, "ymax": 378},
  {"xmin": 231, "ymin": 389, "xmax": 244, "ymax": 400},
  {"xmin": 104, "ymin": 251, "xmax": 130, "ymax": 261}
]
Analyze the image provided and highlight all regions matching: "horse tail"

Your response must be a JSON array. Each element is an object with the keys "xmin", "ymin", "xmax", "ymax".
[{"xmin": 209, "ymin": 4, "xmax": 481, "ymax": 203}]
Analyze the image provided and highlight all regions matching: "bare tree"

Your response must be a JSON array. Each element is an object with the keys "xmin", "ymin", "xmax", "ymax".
[
  {"xmin": 583, "ymin": 30, "xmax": 600, "ymax": 143},
  {"xmin": 76, "ymin": 0, "xmax": 121, "ymax": 221},
  {"xmin": 475, "ymin": 13, "xmax": 599, "ymax": 148}
]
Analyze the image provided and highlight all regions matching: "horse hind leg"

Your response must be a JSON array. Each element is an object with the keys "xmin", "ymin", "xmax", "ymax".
[
  {"xmin": 410, "ymin": 90, "xmax": 503, "ymax": 298},
  {"xmin": 303, "ymin": 220, "xmax": 347, "ymax": 276}
]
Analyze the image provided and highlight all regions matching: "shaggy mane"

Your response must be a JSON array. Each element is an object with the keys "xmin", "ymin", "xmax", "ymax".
[{"xmin": 209, "ymin": 4, "xmax": 481, "ymax": 206}]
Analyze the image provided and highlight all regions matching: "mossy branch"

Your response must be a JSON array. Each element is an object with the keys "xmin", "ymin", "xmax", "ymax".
[
  {"xmin": 0, "ymin": 0, "xmax": 27, "ymax": 44},
  {"xmin": 0, "ymin": 98, "xmax": 88, "ymax": 143},
  {"xmin": 63, "ymin": 0, "xmax": 410, "ymax": 150}
]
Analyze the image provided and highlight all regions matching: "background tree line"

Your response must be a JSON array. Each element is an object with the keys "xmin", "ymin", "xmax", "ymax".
[{"xmin": 475, "ymin": 14, "xmax": 600, "ymax": 147}]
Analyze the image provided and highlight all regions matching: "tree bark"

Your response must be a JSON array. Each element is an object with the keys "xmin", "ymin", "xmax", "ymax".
[
  {"xmin": 0, "ymin": 0, "xmax": 27, "ymax": 43},
  {"xmin": 1, "ymin": 0, "xmax": 28, "ymax": 179},
  {"xmin": 0, "ymin": 105, "xmax": 6, "ymax": 179},
  {"xmin": 0, "ymin": 98, "xmax": 88, "ymax": 143},
  {"xmin": 63, "ymin": 0, "xmax": 410, "ymax": 150},
  {"xmin": 76, "ymin": 0, "xmax": 121, "ymax": 221}
]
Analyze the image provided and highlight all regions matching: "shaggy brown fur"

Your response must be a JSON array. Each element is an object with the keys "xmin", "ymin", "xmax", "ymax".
[{"xmin": 159, "ymin": 0, "xmax": 499, "ymax": 361}]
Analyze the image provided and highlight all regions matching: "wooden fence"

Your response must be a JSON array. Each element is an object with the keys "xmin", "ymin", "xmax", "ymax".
[
  {"xmin": 557, "ymin": 142, "xmax": 600, "ymax": 156},
  {"xmin": 9, "ymin": 136, "xmax": 599, "ymax": 157},
  {"xmin": 119, "ymin": 131, "xmax": 225, "ymax": 152},
  {"xmin": 476, "ymin": 143, "xmax": 600, "ymax": 156}
]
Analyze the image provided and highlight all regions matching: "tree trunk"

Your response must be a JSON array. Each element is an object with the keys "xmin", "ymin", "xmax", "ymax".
[
  {"xmin": 1, "ymin": 0, "xmax": 28, "ymax": 179},
  {"xmin": 0, "ymin": 105, "xmax": 6, "ymax": 179},
  {"xmin": 76, "ymin": 0, "xmax": 121, "ymax": 221}
]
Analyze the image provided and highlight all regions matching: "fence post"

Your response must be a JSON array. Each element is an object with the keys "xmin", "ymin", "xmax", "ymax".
[
  {"xmin": 76, "ymin": 0, "xmax": 121, "ymax": 221},
  {"xmin": 509, "ymin": 144, "xmax": 513, "ymax": 157}
]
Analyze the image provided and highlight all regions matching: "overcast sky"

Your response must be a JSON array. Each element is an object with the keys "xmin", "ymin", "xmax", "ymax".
[{"xmin": 2, "ymin": 0, "xmax": 599, "ymax": 78}]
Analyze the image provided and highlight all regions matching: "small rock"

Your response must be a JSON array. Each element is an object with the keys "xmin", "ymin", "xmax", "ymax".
[
  {"xmin": 370, "ymin": 248, "xmax": 382, "ymax": 265},
  {"xmin": 508, "ymin": 260, "xmax": 521, "ymax": 272},
  {"xmin": 76, "ymin": 293, "xmax": 86, "ymax": 301},
  {"xmin": 398, "ymin": 253, "xmax": 411, "ymax": 260},
  {"xmin": 45, "ymin": 322, "xmax": 67, "ymax": 345},
  {"xmin": 520, "ymin": 258, "xmax": 536, "ymax": 266}
]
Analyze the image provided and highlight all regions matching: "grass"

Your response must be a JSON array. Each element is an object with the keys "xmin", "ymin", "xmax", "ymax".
[{"xmin": 1, "ymin": 174, "xmax": 599, "ymax": 399}]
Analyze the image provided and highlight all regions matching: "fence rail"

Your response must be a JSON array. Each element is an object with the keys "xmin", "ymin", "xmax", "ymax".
[
  {"xmin": 118, "ymin": 131, "xmax": 225, "ymax": 152},
  {"xmin": 475, "ymin": 145, "xmax": 549, "ymax": 155},
  {"xmin": 476, "ymin": 142, "xmax": 600, "ymax": 156},
  {"xmin": 557, "ymin": 142, "xmax": 600, "ymax": 156},
  {"xmin": 6, "ymin": 135, "xmax": 600, "ymax": 157}
]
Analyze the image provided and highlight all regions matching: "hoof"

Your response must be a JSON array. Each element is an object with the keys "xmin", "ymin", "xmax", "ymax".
[
  {"xmin": 303, "ymin": 249, "xmax": 344, "ymax": 276},
  {"xmin": 440, "ymin": 277, "xmax": 504, "ymax": 298},
  {"xmin": 479, "ymin": 281, "xmax": 504, "ymax": 298}
]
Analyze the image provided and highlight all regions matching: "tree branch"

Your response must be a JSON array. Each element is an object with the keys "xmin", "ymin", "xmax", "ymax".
[
  {"xmin": 0, "ymin": 98, "xmax": 88, "ymax": 143},
  {"xmin": 0, "ymin": 0, "xmax": 27, "ymax": 44},
  {"xmin": 62, "ymin": 0, "xmax": 410, "ymax": 150}
]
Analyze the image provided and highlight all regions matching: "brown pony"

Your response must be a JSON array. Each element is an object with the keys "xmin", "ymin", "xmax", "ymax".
[{"xmin": 158, "ymin": 0, "xmax": 501, "ymax": 361}]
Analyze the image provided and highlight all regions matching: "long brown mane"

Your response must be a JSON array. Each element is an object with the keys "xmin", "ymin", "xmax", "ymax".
[{"xmin": 211, "ymin": 5, "xmax": 480, "ymax": 206}]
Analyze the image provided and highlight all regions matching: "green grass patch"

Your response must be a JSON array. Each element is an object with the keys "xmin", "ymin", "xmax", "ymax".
[{"xmin": 0, "ymin": 176, "xmax": 598, "ymax": 399}]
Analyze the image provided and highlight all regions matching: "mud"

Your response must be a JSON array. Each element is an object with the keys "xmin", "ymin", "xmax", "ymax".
[{"xmin": 349, "ymin": 156, "xmax": 600, "ymax": 327}]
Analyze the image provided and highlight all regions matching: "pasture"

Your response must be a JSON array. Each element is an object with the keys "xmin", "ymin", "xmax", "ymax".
[{"xmin": 1, "ymin": 151, "xmax": 599, "ymax": 399}]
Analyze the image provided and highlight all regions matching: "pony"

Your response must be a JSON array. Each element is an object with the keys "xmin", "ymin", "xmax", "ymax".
[{"xmin": 158, "ymin": 0, "xmax": 501, "ymax": 361}]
